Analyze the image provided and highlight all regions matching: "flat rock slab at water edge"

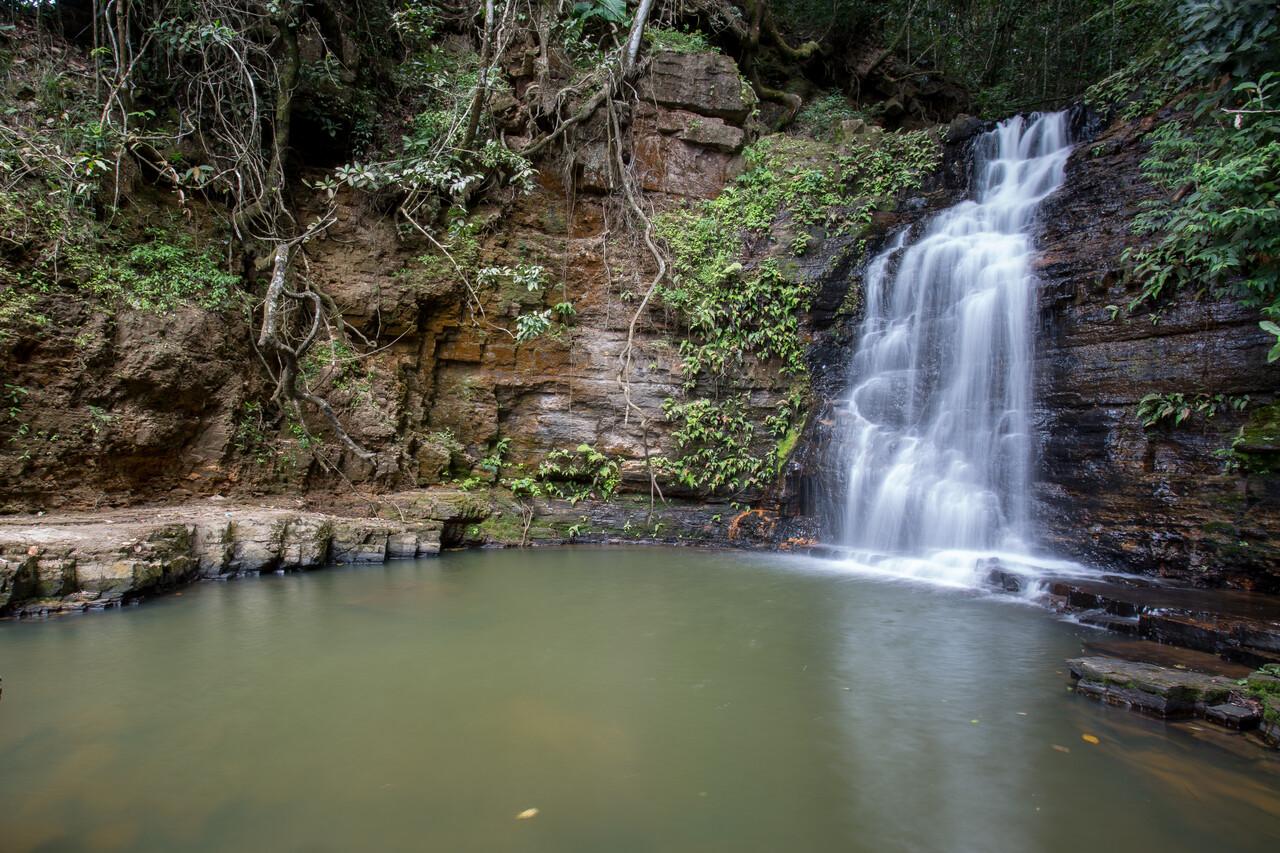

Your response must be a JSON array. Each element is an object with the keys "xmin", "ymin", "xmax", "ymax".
[
  {"xmin": 0, "ymin": 492, "xmax": 489, "ymax": 617},
  {"xmin": 1067, "ymin": 656, "xmax": 1239, "ymax": 716},
  {"xmin": 1067, "ymin": 657, "xmax": 1280, "ymax": 748}
]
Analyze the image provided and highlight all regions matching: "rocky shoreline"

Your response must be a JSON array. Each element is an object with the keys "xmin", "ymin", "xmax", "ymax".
[
  {"xmin": 0, "ymin": 492, "xmax": 488, "ymax": 617},
  {"xmin": 8, "ymin": 500, "xmax": 1280, "ymax": 755},
  {"xmin": 0, "ymin": 489, "xmax": 762, "ymax": 618}
]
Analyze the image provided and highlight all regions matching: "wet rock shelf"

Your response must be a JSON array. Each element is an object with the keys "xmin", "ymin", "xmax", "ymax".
[
  {"xmin": 0, "ymin": 491, "xmax": 489, "ymax": 617},
  {"xmin": 1067, "ymin": 657, "xmax": 1280, "ymax": 748},
  {"xmin": 1044, "ymin": 577, "xmax": 1280, "ymax": 668}
]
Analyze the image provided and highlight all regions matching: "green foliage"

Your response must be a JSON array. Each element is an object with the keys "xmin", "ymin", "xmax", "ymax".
[
  {"xmin": 1119, "ymin": 0, "xmax": 1280, "ymax": 366},
  {"xmin": 663, "ymin": 259, "xmax": 809, "ymax": 384},
  {"xmin": 1125, "ymin": 97, "xmax": 1280, "ymax": 317},
  {"xmin": 479, "ymin": 437, "xmax": 511, "ymax": 478},
  {"xmin": 515, "ymin": 309, "xmax": 552, "ymax": 343},
  {"xmin": 1136, "ymin": 392, "xmax": 1249, "ymax": 427},
  {"xmin": 1218, "ymin": 402, "xmax": 1280, "ymax": 474},
  {"xmin": 478, "ymin": 263, "xmax": 546, "ymax": 293},
  {"xmin": 870, "ymin": 0, "xmax": 1172, "ymax": 118},
  {"xmin": 655, "ymin": 131, "xmax": 939, "ymax": 387},
  {"xmin": 299, "ymin": 338, "xmax": 376, "ymax": 411},
  {"xmin": 1166, "ymin": 0, "xmax": 1279, "ymax": 95},
  {"xmin": 83, "ymin": 238, "xmax": 240, "ymax": 311},
  {"xmin": 233, "ymin": 401, "xmax": 274, "ymax": 466},
  {"xmin": 659, "ymin": 396, "xmax": 769, "ymax": 494},
  {"xmin": 1261, "ymin": 320, "xmax": 1280, "ymax": 363},
  {"xmin": 793, "ymin": 93, "xmax": 862, "ymax": 141},
  {"xmin": 644, "ymin": 27, "xmax": 716, "ymax": 55},
  {"xmin": 334, "ymin": 31, "xmax": 535, "ymax": 219},
  {"xmin": 571, "ymin": 0, "xmax": 628, "ymax": 26},
  {"xmin": 0, "ymin": 290, "xmax": 49, "ymax": 339},
  {"xmin": 651, "ymin": 130, "xmax": 936, "ymax": 493},
  {"xmin": 533, "ymin": 444, "xmax": 621, "ymax": 503}
]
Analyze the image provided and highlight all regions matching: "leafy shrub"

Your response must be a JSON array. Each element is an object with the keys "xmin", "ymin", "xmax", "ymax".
[
  {"xmin": 84, "ymin": 238, "xmax": 241, "ymax": 311},
  {"xmin": 1136, "ymin": 392, "xmax": 1249, "ymax": 427},
  {"xmin": 660, "ymin": 396, "xmax": 766, "ymax": 494},
  {"xmin": 533, "ymin": 444, "xmax": 621, "ymax": 503},
  {"xmin": 794, "ymin": 92, "xmax": 862, "ymax": 140},
  {"xmin": 1121, "ymin": 0, "xmax": 1280, "ymax": 360}
]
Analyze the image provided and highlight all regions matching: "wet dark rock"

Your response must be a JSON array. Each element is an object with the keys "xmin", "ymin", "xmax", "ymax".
[
  {"xmin": 1078, "ymin": 636, "xmax": 1253, "ymax": 678},
  {"xmin": 1031, "ymin": 116, "xmax": 1280, "ymax": 591},
  {"xmin": 1079, "ymin": 611, "xmax": 1140, "ymax": 635},
  {"xmin": 1067, "ymin": 656, "xmax": 1280, "ymax": 748},
  {"xmin": 1067, "ymin": 656, "xmax": 1238, "ymax": 717},
  {"xmin": 984, "ymin": 564, "xmax": 1026, "ymax": 593},
  {"xmin": 1204, "ymin": 703, "xmax": 1260, "ymax": 731},
  {"xmin": 1049, "ymin": 576, "xmax": 1280, "ymax": 666}
]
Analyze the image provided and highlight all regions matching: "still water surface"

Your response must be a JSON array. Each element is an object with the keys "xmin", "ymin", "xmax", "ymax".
[{"xmin": 1, "ymin": 547, "xmax": 1277, "ymax": 852}]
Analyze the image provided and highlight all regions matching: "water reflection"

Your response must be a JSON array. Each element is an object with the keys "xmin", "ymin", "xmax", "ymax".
[{"xmin": 0, "ymin": 548, "xmax": 1276, "ymax": 852}]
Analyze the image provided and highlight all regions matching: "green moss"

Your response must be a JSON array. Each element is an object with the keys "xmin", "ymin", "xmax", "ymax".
[
  {"xmin": 1223, "ymin": 402, "xmax": 1280, "ymax": 474},
  {"xmin": 774, "ymin": 423, "xmax": 802, "ymax": 472}
]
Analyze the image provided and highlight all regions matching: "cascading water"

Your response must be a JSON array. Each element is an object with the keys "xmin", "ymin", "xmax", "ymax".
[{"xmin": 832, "ymin": 111, "xmax": 1080, "ymax": 588}]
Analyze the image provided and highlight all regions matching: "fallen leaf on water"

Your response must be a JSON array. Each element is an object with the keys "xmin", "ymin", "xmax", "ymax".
[
  {"xmin": 970, "ymin": 719, "xmax": 980, "ymax": 725},
  {"xmin": 1081, "ymin": 734, "xmax": 1100, "ymax": 745},
  {"xmin": 516, "ymin": 808, "xmax": 539, "ymax": 820},
  {"xmin": 1052, "ymin": 745, "xmax": 1070, "ymax": 753},
  {"xmin": 1017, "ymin": 712, "xmax": 1028, "ymax": 716}
]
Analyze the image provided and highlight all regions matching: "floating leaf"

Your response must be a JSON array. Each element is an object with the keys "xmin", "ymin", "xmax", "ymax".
[
  {"xmin": 516, "ymin": 808, "xmax": 539, "ymax": 820},
  {"xmin": 1052, "ymin": 744, "xmax": 1071, "ymax": 753},
  {"xmin": 1081, "ymin": 734, "xmax": 1100, "ymax": 745}
]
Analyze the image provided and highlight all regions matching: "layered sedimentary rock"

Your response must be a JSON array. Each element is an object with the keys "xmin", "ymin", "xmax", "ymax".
[
  {"xmin": 1031, "ymin": 117, "xmax": 1280, "ymax": 590},
  {"xmin": 0, "ymin": 49, "xmax": 780, "ymax": 511},
  {"xmin": 0, "ymin": 492, "xmax": 488, "ymax": 616}
]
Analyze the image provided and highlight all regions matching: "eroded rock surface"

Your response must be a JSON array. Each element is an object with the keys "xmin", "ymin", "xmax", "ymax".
[
  {"xmin": 1032, "ymin": 118, "xmax": 1280, "ymax": 590},
  {"xmin": 0, "ymin": 492, "xmax": 488, "ymax": 616}
]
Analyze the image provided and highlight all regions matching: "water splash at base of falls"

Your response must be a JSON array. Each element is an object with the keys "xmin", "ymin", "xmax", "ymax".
[{"xmin": 830, "ymin": 112, "xmax": 1086, "ymax": 590}]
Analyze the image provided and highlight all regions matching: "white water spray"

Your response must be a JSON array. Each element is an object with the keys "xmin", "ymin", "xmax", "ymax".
[{"xmin": 833, "ymin": 112, "xmax": 1076, "ymax": 587}]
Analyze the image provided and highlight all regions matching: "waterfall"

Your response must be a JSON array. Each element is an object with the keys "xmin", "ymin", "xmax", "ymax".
[{"xmin": 831, "ymin": 112, "xmax": 1076, "ymax": 587}]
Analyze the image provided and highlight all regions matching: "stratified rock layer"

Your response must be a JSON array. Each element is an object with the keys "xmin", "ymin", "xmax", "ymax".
[
  {"xmin": 0, "ymin": 492, "xmax": 488, "ymax": 616},
  {"xmin": 1032, "ymin": 118, "xmax": 1280, "ymax": 590}
]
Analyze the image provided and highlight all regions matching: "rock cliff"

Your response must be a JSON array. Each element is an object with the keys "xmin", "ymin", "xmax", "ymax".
[{"xmin": 1032, "ymin": 117, "xmax": 1280, "ymax": 590}]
